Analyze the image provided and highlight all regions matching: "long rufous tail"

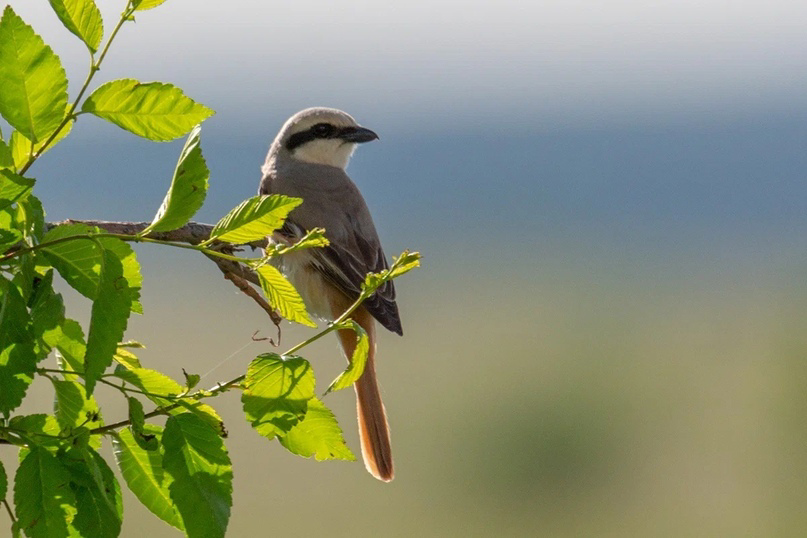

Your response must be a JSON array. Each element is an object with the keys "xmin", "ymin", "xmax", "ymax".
[{"xmin": 336, "ymin": 307, "xmax": 394, "ymax": 481}]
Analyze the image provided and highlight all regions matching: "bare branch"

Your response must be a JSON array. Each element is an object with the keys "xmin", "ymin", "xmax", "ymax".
[
  {"xmin": 46, "ymin": 219, "xmax": 267, "ymax": 249},
  {"xmin": 46, "ymin": 219, "xmax": 277, "ymax": 326}
]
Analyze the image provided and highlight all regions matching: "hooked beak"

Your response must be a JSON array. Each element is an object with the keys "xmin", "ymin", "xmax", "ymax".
[{"xmin": 339, "ymin": 126, "xmax": 379, "ymax": 143}]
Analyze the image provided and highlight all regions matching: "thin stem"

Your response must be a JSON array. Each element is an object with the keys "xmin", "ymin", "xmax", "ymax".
[
  {"xmin": 94, "ymin": 403, "xmax": 170, "ymax": 435},
  {"xmin": 97, "ymin": 377, "xmax": 183, "ymax": 401},
  {"xmin": 1, "ymin": 232, "xmax": 254, "ymax": 265},
  {"xmin": 284, "ymin": 292, "xmax": 370, "ymax": 356},
  {"xmin": 129, "ymin": 235, "xmax": 252, "ymax": 263},
  {"xmin": 88, "ymin": 293, "xmax": 371, "ymax": 436},
  {"xmin": 37, "ymin": 368, "xmax": 186, "ymax": 402},
  {"xmin": 18, "ymin": 2, "xmax": 135, "ymax": 175},
  {"xmin": 2, "ymin": 498, "xmax": 15, "ymax": 524}
]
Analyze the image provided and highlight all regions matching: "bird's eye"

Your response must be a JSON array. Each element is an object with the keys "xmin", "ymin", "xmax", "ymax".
[{"xmin": 311, "ymin": 123, "xmax": 334, "ymax": 137}]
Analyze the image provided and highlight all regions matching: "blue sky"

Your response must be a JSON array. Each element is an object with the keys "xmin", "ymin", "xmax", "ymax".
[{"xmin": 13, "ymin": 0, "xmax": 807, "ymax": 131}]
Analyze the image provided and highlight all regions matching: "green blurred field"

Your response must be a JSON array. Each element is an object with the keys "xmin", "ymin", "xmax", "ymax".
[{"xmin": 6, "ymin": 244, "xmax": 806, "ymax": 536}]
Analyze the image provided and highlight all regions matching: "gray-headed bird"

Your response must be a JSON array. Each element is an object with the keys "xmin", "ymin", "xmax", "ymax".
[{"xmin": 259, "ymin": 107, "xmax": 400, "ymax": 481}]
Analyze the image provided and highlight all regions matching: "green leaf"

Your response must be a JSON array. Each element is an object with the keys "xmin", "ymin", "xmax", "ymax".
[
  {"xmin": 16, "ymin": 192, "xmax": 45, "ymax": 242},
  {"xmin": 48, "ymin": 0, "xmax": 103, "ymax": 52},
  {"xmin": 30, "ymin": 270, "xmax": 65, "ymax": 360},
  {"xmin": 0, "ymin": 169, "xmax": 34, "ymax": 211},
  {"xmin": 127, "ymin": 397, "xmax": 145, "ymax": 435},
  {"xmin": 52, "ymin": 319, "xmax": 87, "ymax": 374},
  {"xmin": 324, "ymin": 320, "xmax": 369, "ymax": 395},
  {"xmin": 182, "ymin": 368, "xmax": 200, "ymax": 391},
  {"xmin": 133, "ymin": 0, "xmax": 168, "ymax": 10},
  {"xmin": 65, "ymin": 448, "xmax": 122, "ymax": 538},
  {"xmin": 52, "ymin": 379, "xmax": 102, "ymax": 434},
  {"xmin": 14, "ymin": 447, "xmax": 77, "ymax": 537},
  {"xmin": 0, "ymin": 278, "xmax": 36, "ymax": 414},
  {"xmin": 126, "ymin": 396, "xmax": 158, "ymax": 451},
  {"xmin": 112, "ymin": 345, "xmax": 140, "ymax": 369},
  {"xmin": 0, "ymin": 137, "xmax": 12, "ymax": 169},
  {"xmin": 84, "ymin": 248, "xmax": 132, "ymax": 394},
  {"xmin": 41, "ymin": 224, "xmax": 143, "ymax": 313},
  {"xmin": 208, "ymin": 194, "xmax": 301, "ymax": 244},
  {"xmin": 8, "ymin": 414, "xmax": 62, "ymax": 449},
  {"xmin": 112, "ymin": 425, "xmax": 184, "ymax": 530},
  {"xmin": 0, "ymin": 459, "xmax": 7, "ymax": 499},
  {"xmin": 0, "ymin": 7, "xmax": 69, "ymax": 142},
  {"xmin": 278, "ymin": 397, "xmax": 355, "ymax": 461},
  {"xmin": 142, "ymin": 124, "xmax": 209, "ymax": 234},
  {"xmin": 162, "ymin": 413, "xmax": 232, "ymax": 538},
  {"xmin": 242, "ymin": 354, "xmax": 316, "ymax": 440},
  {"xmin": 363, "ymin": 250, "xmax": 421, "ymax": 294},
  {"xmin": 0, "ymin": 209, "xmax": 23, "ymax": 254},
  {"xmin": 0, "ymin": 276, "xmax": 31, "ymax": 344},
  {"xmin": 255, "ymin": 262, "xmax": 316, "ymax": 327},
  {"xmin": 266, "ymin": 227, "xmax": 329, "ymax": 257},
  {"xmin": 10, "ymin": 120, "xmax": 73, "ymax": 171},
  {"xmin": 82, "ymin": 79, "xmax": 214, "ymax": 141},
  {"xmin": 113, "ymin": 366, "xmax": 226, "ymax": 436}
]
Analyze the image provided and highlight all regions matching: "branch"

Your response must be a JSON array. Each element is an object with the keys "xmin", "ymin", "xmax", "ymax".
[
  {"xmin": 46, "ymin": 219, "xmax": 266, "ymax": 250},
  {"xmin": 46, "ymin": 219, "xmax": 274, "ymax": 321}
]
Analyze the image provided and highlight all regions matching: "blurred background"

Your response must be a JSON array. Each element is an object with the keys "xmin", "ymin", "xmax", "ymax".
[{"xmin": 3, "ymin": 0, "xmax": 807, "ymax": 535}]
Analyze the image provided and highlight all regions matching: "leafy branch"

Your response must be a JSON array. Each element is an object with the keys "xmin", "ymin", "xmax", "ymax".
[
  {"xmin": 0, "ymin": 1, "xmax": 420, "ymax": 537},
  {"xmin": 18, "ymin": 0, "xmax": 135, "ymax": 175}
]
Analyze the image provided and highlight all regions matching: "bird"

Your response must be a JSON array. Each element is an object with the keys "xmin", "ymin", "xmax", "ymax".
[{"xmin": 259, "ymin": 107, "xmax": 400, "ymax": 481}]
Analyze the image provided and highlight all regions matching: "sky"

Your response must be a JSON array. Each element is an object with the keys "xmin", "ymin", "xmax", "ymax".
[{"xmin": 12, "ymin": 0, "xmax": 807, "ymax": 130}]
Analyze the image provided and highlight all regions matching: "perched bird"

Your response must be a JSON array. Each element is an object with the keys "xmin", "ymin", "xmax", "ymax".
[{"xmin": 259, "ymin": 107, "xmax": 400, "ymax": 481}]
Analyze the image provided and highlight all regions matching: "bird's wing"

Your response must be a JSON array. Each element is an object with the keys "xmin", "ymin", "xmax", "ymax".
[{"xmin": 262, "ymin": 164, "xmax": 403, "ymax": 335}]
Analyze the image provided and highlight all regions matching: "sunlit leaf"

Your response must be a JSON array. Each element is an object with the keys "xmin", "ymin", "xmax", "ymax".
[
  {"xmin": 278, "ymin": 397, "xmax": 355, "ymax": 461},
  {"xmin": 242, "ymin": 353, "xmax": 316, "ymax": 440},
  {"xmin": 14, "ymin": 447, "xmax": 77, "ymax": 537},
  {"xmin": 16, "ymin": 192, "xmax": 44, "ymax": 242},
  {"xmin": 61, "ymin": 447, "xmax": 122, "ymax": 537},
  {"xmin": 163, "ymin": 413, "xmax": 232, "ymax": 538},
  {"xmin": 84, "ymin": 248, "xmax": 132, "ymax": 394},
  {"xmin": 52, "ymin": 378, "xmax": 103, "ymax": 433},
  {"xmin": 113, "ymin": 366, "xmax": 226, "ymax": 436},
  {"xmin": 208, "ymin": 194, "xmax": 301, "ymax": 244},
  {"xmin": 51, "ymin": 319, "xmax": 87, "ymax": 374},
  {"xmin": 324, "ymin": 320, "xmax": 369, "ymax": 395},
  {"xmin": 48, "ymin": 0, "xmax": 103, "ymax": 52},
  {"xmin": 30, "ymin": 270, "xmax": 65, "ymax": 359},
  {"xmin": 363, "ymin": 250, "xmax": 421, "ymax": 293},
  {"xmin": 0, "ymin": 136, "xmax": 12, "ymax": 169},
  {"xmin": 8, "ymin": 414, "xmax": 62, "ymax": 448},
  {"xmin": 142, "ymin": 124, "xmax": 208, "ymax": 234},
  {"xmin": 0, "ymin": 277, "xmax": 36, "ymax": 414},
  {"xmin": 268, "ymin": 227, "xmax": 329, "ymax": 256},
  {"xmin": 255, "ymin": 263, "xmax": 316, "ymax": 327},
  {"xmin": 133, "ymin": 0, "xmax": 168, "ymax": 10},
  {"xmin": 0, "ymin": 7, "xmax": 69, "ymax": 142},
  {"xmin": 112, "ymin": 425, "xmax": 184, "ymax": 530},
  {"xmin": 41, "ymin": 223, "xmax": 143, "ymax": 313},
  {"xmin": 10, "ymin": 120, "xmax": 73, "ymax": 171},
  {"xmin": 112, "ymin": 346, "xmax": 140, "ymax": 369},
  {"xmin": 0, "ymin": 169, "xmax": 34, "ymax": 212},
  {"xmin": 82, "ymin": 79, "xmax": 214, "ymax": 141}
]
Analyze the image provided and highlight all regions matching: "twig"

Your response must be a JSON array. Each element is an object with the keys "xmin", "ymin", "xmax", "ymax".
[
  {"xmin": 222, "ymin": 270, "xmax": 282, "ymax": 345},
  {"xmin": 2, "ymin": 498, "xmax": 15, "ymax": 524},
  {"xmin": 46, "ymin": 219, "xmax": 266, "ymax": 250}
]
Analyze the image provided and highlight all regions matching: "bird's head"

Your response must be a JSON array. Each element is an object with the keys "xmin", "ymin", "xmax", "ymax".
[{"xmin": 275, "ymin": 107, "xmax": 378, "ymax": 170}]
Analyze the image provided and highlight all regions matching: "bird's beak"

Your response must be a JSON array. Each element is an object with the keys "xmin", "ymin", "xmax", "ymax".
[{"xmin": 339, "ymin": 126, "xmax": 379, "ymax": 143}]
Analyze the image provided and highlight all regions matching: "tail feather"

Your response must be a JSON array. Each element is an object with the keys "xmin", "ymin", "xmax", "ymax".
[{"xmin": 336, "ymin": 308, "xmax": 394, "ymax": 481}]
